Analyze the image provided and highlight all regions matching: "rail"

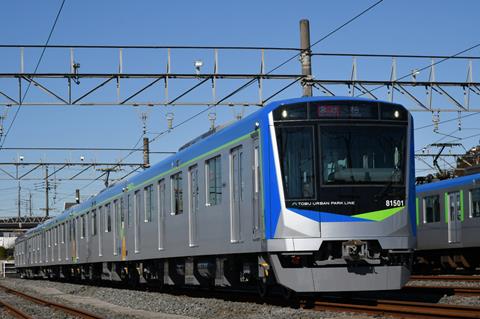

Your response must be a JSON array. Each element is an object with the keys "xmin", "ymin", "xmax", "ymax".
[
  {"xmin": 0, "ymin": 283, "xmax": 105, "ymax": 319},
  {"xmin": 405, "ymin": 285, "xmax": 480, "ymax": 297},
  {"xmin": 411, "ymin": 275, "xmax": 480, "ymax": 282},
  {"xmin": 306, "ymin": 298, "xmax": 480, "ymax": 319},
  {"xmin": 0, "ymin": 299, "xmax": 31, "ymax": 318}
]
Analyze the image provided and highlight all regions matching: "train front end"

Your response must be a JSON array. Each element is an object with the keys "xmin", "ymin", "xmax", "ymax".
[{"xmin": 261, "ymin": 97, "xmax": 415, "ymax": 292}]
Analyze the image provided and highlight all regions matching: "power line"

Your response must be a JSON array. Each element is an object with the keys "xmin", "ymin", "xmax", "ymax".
[
  {"xmin": 88, "ymin": 0, "xmax": 385, "ymax": 183},
  {"xmin": 148, "ymin": 0, "xmax": 385, "ymax": 144},
  {"xmin": 51, "ymin": 2, "xmax": 385, "ymax": 206},
  {"xmin": 311, "ymin": 52, "xmax": 480, "ymax": 60},
  {"xmin": 0, "ymin": 0, "xmax": 66, "ymax": 149},
  {"xmin": 414, "ymin": 112, "xmax": 480, "ymax": 155},
  {"xmin": 415, "ymin": 112, "xmax": 480, "ymax": 131},
  {"xmin": 55, "ymin": 133, "xmax": 144, "ymax": 204},
  {"xmin": 1, "ymin": 147, "xmax": 174, "ymax": 154},
  {"xmin": 0, "ymin": 44, "xmax": 300, "ymax": 51},
  {"xmin": 356, "ymin": 42, "xmax": 480, "ymax": 99}
]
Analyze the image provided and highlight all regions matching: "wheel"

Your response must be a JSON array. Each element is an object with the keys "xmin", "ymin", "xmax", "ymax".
[
  {"xmin": 280, "ymin": 285, "xmax": 295, "ymax": 301},
  {"xmin": 257, "ymin": 279, "xmax": 269, "ymax": 298}
]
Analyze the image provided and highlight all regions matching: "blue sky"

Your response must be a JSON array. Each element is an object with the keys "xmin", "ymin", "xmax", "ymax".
[{"xmin": 0, "ymin": 0, "xmax": 479, "ymax": 217}]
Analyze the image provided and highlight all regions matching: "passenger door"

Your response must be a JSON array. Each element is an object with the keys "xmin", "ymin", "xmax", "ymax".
[
  {"xmin": 447, "ymin": 191, "xmax": 462, "ymax": 244},
  {"xmin": 134, "ymin": 190, "xmax": 141, "ymax": 253},
  {"xmin": 189, "ymin": 165, "xmax": 199, "ymax": 247},
  {"xmin": 230, "ymin": 146, "xmax": 243, "ymax": 243},
  {"xmin": 252, "ymin": 137, "xmax": 262, "ymax": 240},
  {"xmin": 158, "ymin": 180, "xmax": 166, "ymax": 250}
]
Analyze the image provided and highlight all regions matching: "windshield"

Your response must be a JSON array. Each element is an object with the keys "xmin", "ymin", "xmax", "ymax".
[
  {"xmin": 321, "ymin": 126, "xmax": 406, "ymax": 185},
  {"xmin": 276, "ymin": 126, "xmax": 315, "ymax": 199}
]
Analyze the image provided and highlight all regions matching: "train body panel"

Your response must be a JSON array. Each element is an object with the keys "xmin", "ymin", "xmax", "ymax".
[
  {"xmin": 416, "ymin": 173, "xmax": 480, "ymax": 270},
  {"xmin": 15, "ymin": 96, "xmax": 415, "ymax": 293}
]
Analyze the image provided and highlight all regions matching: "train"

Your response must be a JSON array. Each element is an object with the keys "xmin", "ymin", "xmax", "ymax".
[
  {"xmin": 415, "ymin": 172, "xmax": 480, "ymax": 272},
  {"xmin": 14, "ymin": 96, "xmax": 416, "ymax": 295}
]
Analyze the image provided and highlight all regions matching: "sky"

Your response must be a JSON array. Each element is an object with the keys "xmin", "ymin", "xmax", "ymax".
[{"xmin": 0, "ymin": 0, "xmax": 479, "ymax": 217}]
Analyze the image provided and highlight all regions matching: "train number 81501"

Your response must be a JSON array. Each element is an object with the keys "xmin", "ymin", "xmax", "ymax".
[{"xmin": 385, "ymin": 200, "xmax": 405, "ymax": 207}]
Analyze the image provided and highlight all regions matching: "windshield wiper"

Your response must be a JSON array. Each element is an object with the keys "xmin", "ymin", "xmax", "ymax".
[{"xmin": 375, "ymin": 167, "xmax": 401, "ymax": 200}]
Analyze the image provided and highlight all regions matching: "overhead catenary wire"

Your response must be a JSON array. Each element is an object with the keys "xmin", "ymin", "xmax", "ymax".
[
  {"xmin": 1, "ymin": 147, "xmax": 174, "ymax": 154},
  {"xmin": 0, "ymin": 0, "xmax": 66, "ymax": 149},
  {"xmin": 148, "ymin": 0, "xmax": 385, "ymax": 145},
  {"xmin": 54, "ymin": 132, "xmax": 145, "ymax": 204},
  {"xmin": 41, "ymin": 1, "xmax": 386, "ymax": 210},
  {"xmin": 356, "ymin": 42, "xmax": 480, "ymax": 99}
]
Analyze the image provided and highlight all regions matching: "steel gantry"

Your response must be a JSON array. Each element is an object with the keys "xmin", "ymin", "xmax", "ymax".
[
  {"xmin": 0, "ymin": 45, "xmax": 478, "ymax": 112},
  {"xmin": 307, "ymin": 53, "xmax": 480, "ymax": 113},
  {"xmin": 1, "ymin": 20, "xmax": 479, "ymax": 219}
]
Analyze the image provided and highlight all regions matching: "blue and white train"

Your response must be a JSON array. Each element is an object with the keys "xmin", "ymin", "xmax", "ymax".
[{"xmin": 15, "ymin": 96, "xmax": 416, "ymax": 294}]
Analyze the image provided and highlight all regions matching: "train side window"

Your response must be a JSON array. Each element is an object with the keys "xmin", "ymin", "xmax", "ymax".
[
  {"xmin": 423, "ymin": 195, "xmax": 440, "ymax": 223},
  {"xmin": 206, "ymin": 155, "xmax": 222, "ymax": 206},
  {"xmin": 171, "ymin": 172, "xmax": 183, "ymax": 215},
  {"xmin": 62, "ymin": 223, "xmax": 66, "ymax": 243},
  {"xmin": 144, "ymin": 184, "xmax": 154, "ymax": 222},
  {"xmin": 105, "ymin": 203, "xmax": 112, "ymax": 232},
  {"xmin": 471, "ymin": 188, "xmax": 480, "ymax": 218}
]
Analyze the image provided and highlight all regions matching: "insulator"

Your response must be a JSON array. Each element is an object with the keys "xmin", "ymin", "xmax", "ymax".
[
  {"xmin": 208, "ymin": 112, "xmax": 216, "ymax": 130},
  {"xmin": 166, "ymin": 112, "xmax": 174, "ymax": 130},
  {"xmin": 432, "ymin": 111, "xmax": 440, "ymax": 133},
  {"xmin": 457, "ymin": 111, "xmax": 462, "ymax": 131}
]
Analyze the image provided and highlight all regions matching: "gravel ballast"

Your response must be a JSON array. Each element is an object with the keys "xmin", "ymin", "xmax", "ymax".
[
  {"xmin": 0, "ymin": 278, "xmax": 372, "ymax": 319},
  {"xmin": 2, "ymin": 277, "xmax": 480, "ymax": 318}
]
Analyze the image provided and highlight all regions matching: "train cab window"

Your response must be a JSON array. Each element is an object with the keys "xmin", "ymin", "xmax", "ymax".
[
  {"xmin": 471, "ymin": 188, "xmax": 480, "ymax": 218},
  {"xmin": 171, "ymin": 172, "xmax": 184, "ymax": 215},
  {"xmin": 276, "ymin": 126, "xmax": 315, "ymax": 199},
  {"xmin": 206, "ymin": 155, "xmax": 222, "ymax": 206},
  {"xmin": 105, "ymin": 203, "xmax": 112, "ymax": 232},
  {"xmin": 320, "ymin": 126, "xmax": 405, "ymax": 185},
  {"xmin": 424, "ymin": 195, "xmax": 440, "ymax": 223},
  {"xmin": 144, "ymin": 184, "xmax": 154, "ymax": 222},
  {"xmin": 91, "ymin": 209, "xmax": 97, "ymax": 236}
]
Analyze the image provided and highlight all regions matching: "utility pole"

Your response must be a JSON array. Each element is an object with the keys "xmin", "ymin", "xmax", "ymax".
[
  {"xmin": 300, "ymin": 19, "xmax": 313, "ymax": 97},
  {"xmin": 45, "ymin": 166, "xmax": 49, "ymax": 217}
]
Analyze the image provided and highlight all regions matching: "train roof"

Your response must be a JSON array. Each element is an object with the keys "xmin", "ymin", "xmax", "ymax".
[
  {"xmin": 416, "ymin": 173, "xmax": 480, "ymax": 193},
  {"xmin": 19, "ymin": 96, "xmax": 403, "ymax": 240}
]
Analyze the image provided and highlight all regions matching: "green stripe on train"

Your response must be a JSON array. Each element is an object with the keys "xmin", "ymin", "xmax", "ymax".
[{"xmin": 353, "ymin": 206, "xmax": 404, "ymax": 221}]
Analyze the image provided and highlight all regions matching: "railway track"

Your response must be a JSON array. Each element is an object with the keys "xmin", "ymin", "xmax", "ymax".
[
  {"xmin": 0, "ymin": 299, "xmax": 31, "ymax": 319},
  {"xmin": 307, "ymin": 298, "xmax": 480, "ymax": 319},
  {"xmin": 0, "ymin": 283, "xmax": 105, "ymax": 319},
  {"xmin": 404, "ymin": 285, "xmax": 480, "ymax": 297},
  {"xmin": 411, "ymin": 275, "xmax": 480, "ymax": 282}
]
